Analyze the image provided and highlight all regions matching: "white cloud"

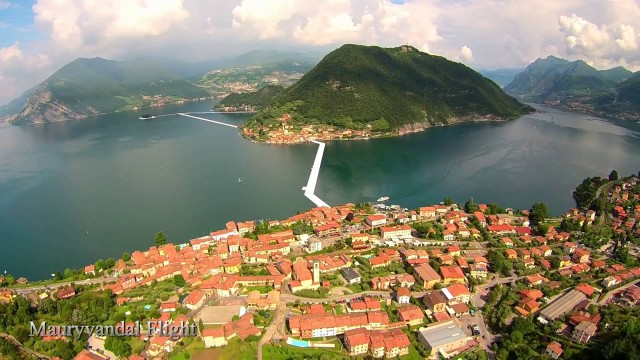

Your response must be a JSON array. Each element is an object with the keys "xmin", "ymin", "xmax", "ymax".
[
  {"xmin": 558, "ymin": 14, "xmax": 612, "ymax": 58},
  {"xmin": 616, "ymin": 24, "xmax": 638, "ymax": 51},
  {"xmin": 0, "ymin": 1, "xmax": 11, "ymax": 10},
  {"xmin": 33, "ymin": 0, "xmax": 190, "ymax": 52},
  {"xmin": 3, "ymin": 0, "xmax": 640, "ymax": 104},
  {"xmin": 458, "ymin": 46, "xmax": 473, "ymax": 63},
  {"xmin": 0, "ymin": 42, "xmax": 51, "ymax": 102}
]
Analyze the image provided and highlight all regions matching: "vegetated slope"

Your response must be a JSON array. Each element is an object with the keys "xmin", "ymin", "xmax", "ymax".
[
  {"xmin": 7, "ymin": 57, "xmax": 209, "ymax": 124},
  {"xmin": 216, "ymin": 85, "xmax": 285, "ymax": 111},
  {"xmin": 246, "ymin": 44, "xmax": 531, "ymax": 130}
]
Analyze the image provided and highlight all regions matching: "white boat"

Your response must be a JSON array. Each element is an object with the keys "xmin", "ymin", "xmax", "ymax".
[
  {"xmin": 238, "ymin": 177, "xmax": 243, "ymax": 183},
  {"xmin": 377, "ymin": 196, "xmax": 389, "ymax": 202}
]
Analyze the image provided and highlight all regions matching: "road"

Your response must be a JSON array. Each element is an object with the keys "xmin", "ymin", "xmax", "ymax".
[
  {"xmin": 0, "ymin": 332, "xmax": 50, "ymax": 359},
  {"xmin": 257, "ymin": 300, "xmax": 288, "ymax": 360},
  {"xmin": 12, "ymin": 277, "xmax": 118, "ymax": 295},
  {"xmin": 597, "ymin": 279, "xmax": 640, "ymax": 304}
]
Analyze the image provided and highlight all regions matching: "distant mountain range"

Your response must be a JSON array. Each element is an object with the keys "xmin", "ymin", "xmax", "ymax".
[
  {"xmin": 241, "ymin": 44, "xmax": 532, "ymax": 140},
  {"xmin": 478, "ymin": 68, "xmax": 523, "ymax": 88},
  {"xmin": 504, "ymin": 56, "xmax": 639, "ymax": 121},
  {"xmin": 1, "ymin": 50, "xmax": 321, "ymax": 125}
]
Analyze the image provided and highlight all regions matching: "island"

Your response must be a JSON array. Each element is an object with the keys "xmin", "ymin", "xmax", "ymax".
[
  {"xmin": 1, "ymin": 170, "xmax": 639, "ymax": 360},
  {"xmin": 235, "ymin": 44, "xmax": 533, "ymax": 144}
]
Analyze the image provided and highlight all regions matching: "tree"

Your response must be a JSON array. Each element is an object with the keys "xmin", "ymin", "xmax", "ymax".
[
  {"xmin": 121, "ymin": 252, "xmax": 131, "ymax": 261},
  {"xmin": 105, "ymin": 336, "xmax": 132, "ymax": 357},
  {"xmin": 443, "ymin": 197, "xmax": 453, "ymax": 206},
  {"xmin": 173, "ymin": 274, "xmax": 186, "ymax": 287},
  {"xmin": 609, "ymin": 170, "xmax": 619, "ymax": 181},
  {"xmin": 529, "ymin": 202, "xmax": 549, "ymax": 226},
  {"xmin": 95, "ymin": 259, "xmax": 105, "ymax": 271},
  {"xmin": 464, "ymin": 198, "xmax": 478, "ymax": 213},
  {"xmin": 155, "ymin": 232, "xmax": 167, "ymax": 246},
  {"xmin": 371, "ymin": 118, "xmax": 391, "ymax": 132}
]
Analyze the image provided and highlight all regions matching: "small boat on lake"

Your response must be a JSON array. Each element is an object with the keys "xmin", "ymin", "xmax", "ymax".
[
  {"xmin": 377, "ymin": 196, "xmax": 389, "ymax": 202},
  {"xmin": 139, "ymin": 114, "xmax": 155, "ymax": 120}
]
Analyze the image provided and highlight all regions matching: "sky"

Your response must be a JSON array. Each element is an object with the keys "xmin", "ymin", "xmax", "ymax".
[{"xmin": 0, "ymin": 0, "xmax": 639, "ymax": 105}]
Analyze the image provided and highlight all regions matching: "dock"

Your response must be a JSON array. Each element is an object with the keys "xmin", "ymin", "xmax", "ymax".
[
  {"xmin": 303, "ymin": 141, "xmax": 330, "ymax": 208},
  {"xmin": 176, "ymin": 113, "xmax": 238, "ymax": 128}
]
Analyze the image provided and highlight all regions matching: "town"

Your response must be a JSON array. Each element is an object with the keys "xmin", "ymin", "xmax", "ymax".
[{"xmin": 1, "ymin": 173, "xmax": 639, "ymax": 360}]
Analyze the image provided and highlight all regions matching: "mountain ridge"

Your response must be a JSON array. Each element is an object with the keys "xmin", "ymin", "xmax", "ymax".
[{"xmin": 241, "ymin": 44, "xmax": 532, "ymax": 142}]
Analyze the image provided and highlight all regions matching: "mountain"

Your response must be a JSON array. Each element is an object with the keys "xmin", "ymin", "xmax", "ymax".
[
  {"xmin": 5, "ymin": 57, "xmax": 210, "ymax": 124},
  {"xmin": 504, "ymin": 56, "xmax": 633, "ymax": 99},
  {"xmin": 592, "ymin": 73, "xmax": 640, "ymax": 118},
  {"xmin": 243, "ymin": 44, "xmax": 531, "ymax": 137},
  {"xmin": 216, "ymin": 85, "xmax": 285, "ymax": 111},
  {"xmin": 478, "ymin": 68, "xmax": 524, "ymax": 88}
]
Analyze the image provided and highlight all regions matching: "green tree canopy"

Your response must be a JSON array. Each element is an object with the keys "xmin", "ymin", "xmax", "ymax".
[
  {"xmin": 155, "ymin": 231, "xmax": 167, "ymax": 246},
  {"xmin": 529, "ymin": 202, "xmax": 549, "ymax": 225},
  {"xmin": 609, "ymin": 169, "xmax": 619, "ymax": 181}
]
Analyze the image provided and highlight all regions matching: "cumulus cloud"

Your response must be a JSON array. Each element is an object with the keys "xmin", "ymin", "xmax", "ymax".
[
  {"xmin": 0, "ymin": 1, "xmax": 11, "ymax": 10},
  {"xmin": 33, "ymin": 0, "xmax": 190, "ymax": 52},
  {"xmin": 558, "ymin": 14, "xmax": 612, "ymax": 57},
  {"xmin": 616, "ymin": 24, "xmax": 638, "ymax": 51},
  {"xmin": 230, "ymin": 0, "xmax": 441, "ymax": 50},
  {"xmin": 0, "ymin": 42, "xmax": 51, "ymax": 102},
  {"xmin": 458, "ymin": 46, "xmax": 473, "ymax": 63}
]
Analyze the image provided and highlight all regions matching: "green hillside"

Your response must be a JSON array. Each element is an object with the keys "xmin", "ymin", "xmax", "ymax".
[
  {"xmin": 245, "ymin": 44, "xmax": 531, "ymax": 131},
  {"xmin": 7, "ymin": 57, "xmax": 209, "ymax": 124},
  {"xmin": 216, "ymin": 85, "xmax": 285, "ymax": 111}
]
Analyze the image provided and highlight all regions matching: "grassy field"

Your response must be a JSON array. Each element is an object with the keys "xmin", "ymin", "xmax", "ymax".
[
  {"xmin": 243, "ymin": 285, "xmax": 274, "ymax": 294},
  {"xmin": 263, "ymin": 342, "xmax": 348, "ymax": 360},
  {"xmin": 169, "ymin": 339, "xmax": 205, "ymax": 360},
  {"xmin": 191, "ymin": 338, "xmax": 257, "ymax": 360}
]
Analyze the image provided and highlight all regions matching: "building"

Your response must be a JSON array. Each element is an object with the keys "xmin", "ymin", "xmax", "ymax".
[
  {"xmin": 202, "ymin": 327, "xmax": 227, "ymax": 348},
  {"xmin": 56, "ymin": 286, "xmax": 76, "ymax": 300},
  {"xmin": 439, "ymin": 266, "xmax": 466, "ymax": 285},
  {"xmin": 572, "ymin": 321, "xmax": 597, "ymax": 344},
  {"xmin": 442, "ymin": 284, "xmax": 471, "ymax": 304},
  {"xmin": 381, "ymin": 225, "xmax": 412, "ymax": 239},
  {"xmin": 341, "ymin": 267, "xmax": 362, "ymax": 285},
  {"xmin": 397, "ymin": 304, "xmax": 425, "ymax": 326},
  {"xmin": 539, "ymin": 290, "xmax": 587, "ymax": 321},
  {"xmin": 344, "ymin": 328, "xmax": 410, "ymax": 358},
  {"xmin": 546, "ymin": 341, "xmax": 563, "ymax": 359},
  {"xmin": 183, "ymin": 290, "xmax": 206, "ymax": 310},
  {"xmin": 314, "ymin": 222, "xmax": 341, "ymax": 237},
  {"xmin": 423, "ymin": 291, "xmax": 447, "ymax": 314},
  {"xmin": 308, "ymin": 239, "xmax": 323, "ymax": 253},
  {"xmin": 396, "ymin": 287, "xmax": 411, "ymax": 304},
  {"xmin": 418, "ymin": 319, "xmax": 474, "ymax": 358},
  {"xmin": 412, "ymin": 264, "xmax": 442, "ymax": 289},
  {"xmin": 73, "ymin": 349, "xmax": 110, "ymax": 360},
  {"xmin": 366, "ymin": 214, "xmax": 387, "ymax": 227}
]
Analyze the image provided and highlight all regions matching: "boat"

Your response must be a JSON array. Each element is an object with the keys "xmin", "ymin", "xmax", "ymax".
[
  {"xmin": 139, "ymin": 114, "xmax": 155, "ymax": 120},
  {"xmin": 377, "ymin": 196, "xmax": 389, "ymax": 202},
  {"xmin": 238, "ymin": 177, "xmax": 243, "ymax": 183}
]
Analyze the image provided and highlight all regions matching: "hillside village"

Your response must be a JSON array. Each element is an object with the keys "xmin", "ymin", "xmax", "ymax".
[{"xmin": 1, "ymin": 174, "xmax": 639, "ymax": 360}]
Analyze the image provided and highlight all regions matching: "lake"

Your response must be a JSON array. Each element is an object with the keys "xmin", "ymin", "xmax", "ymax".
[{"xmin": 1, "ymin": 102, "xmax": 639, "ymax": 279}]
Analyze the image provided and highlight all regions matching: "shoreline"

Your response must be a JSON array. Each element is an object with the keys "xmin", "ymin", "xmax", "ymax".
[{"xmin": 242, "ymin": 115, "xmax": 516, "ymax": 145}]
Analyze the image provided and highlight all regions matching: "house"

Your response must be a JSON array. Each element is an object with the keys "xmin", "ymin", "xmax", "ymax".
[
  {"xmin": 447, "ymin": 246, "xmax": 461, "ymax": 257},
  {"xmin": 439, "ymin": 266, "xmax": 466, "ymax": 285},
  {"xmin": 183, "ymin": 290, "xmax": 206, "ymax": 310},
  {"xmin": 523, "ymin": 258, "xmax": 536, "ymax": 269},
  {"xmin": 84, "ymin": 265, "xmax": 96, "ymax": 276},
  {"xmin": 397, "ymin": 304, "xmax": 425, "ymax": 326},
  {"xmin": 0, "ymin": 290, "xmax": 15, "ymax": 303},
  {"xmin": 412, "ymin": 264, "xmax": 441, "ymax": 289},
  {"xmin": 546, "ymin": 341, "xmax": 563, "ymax": 359},
  {"xmin": 572, "ymin": 248, "xmax": 590, "ymax": 264},
  {"xmin": 564, "ymin": 242, "xmax": 577, "ymax": 254},
  {"xmin": 469, "ymin": 264, "xmax": 488, "ymax": 279},
  {"xmin": 423, "ymin": 291, "xmax": 447, "ymax": 314},
  {"xmin": 442, "ymin": 284, "xmax": 471, "ymax": 304},
  {"xmin": 344, "ymin": 328, "xmax": 370, "ymax": 356},
  {"xmin": 419, "ymin": 206, "xmax": 437, "ymax": 218},
  {"xmin": 572, "ymin": 321, "xmax": 597, "ymax": 344},
  {"xmin": 314, "ymin": 222, "xmax": 341, "ymax": 237},
  {"xmin": 344, "ymin": 328, "xmax": 410, "ymax": 358},
  {"xmin": 381, "ymin": 225, "xmax": 412, "ymax": 239},
  {"xmin": 308, "ymin": 239, "xmax": 323, "ymax": 252},
  {"xmin": 202, "ymin": 327, "xmax": 227, "ymax": 347},
  {"xmin": 366, "ymin": 214, "xmax": 387, "ymax": 227},
  {"xmin": 540, "ymin": 245, "xmax": 553, "ymax": 257},
  {"xmin": 160, "ymin": 302, "xmax": 178, "ymax": 312},
  {"xmin": 525, "ymin": 274, "xmax": 547, "ymax": 286},
  {"xmin": 341, "ymin": 267, "xmax": 362, "ymax": 285},
  {"xmin": 56, "ymin": 286, "xmax": 76, "ymax": 300},
  {"xmin": 519, "ymin": 289, "xmax": 544, "ymax": 301},
  {"xmin": 396, "ymin": 287, "xmax": 411, "ymax": 304},
  {"xmin": 505, "ymin": 249, "xmax": 518, "ymax": 259},
  {"xmin": 502, "ymin": 237, "xmax": 514, "ymax": 247},
  {"xmin": 369, "ymin": 254, "xmax": 392, "ymax": 268},
  {"xmin": 575, "ymin": 283, "xmax": 595, "ymax": 297},
  {"xmin": 73, "ymin": 349, "xmax": 110, "ymax": 360}
]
